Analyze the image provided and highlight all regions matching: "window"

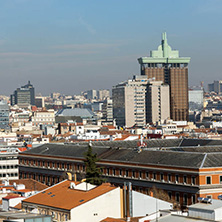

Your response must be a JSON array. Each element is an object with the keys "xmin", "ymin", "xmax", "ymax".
[
  {"xmin": 168, "ymin": 174, "xmax": 171, "ymax": 182},
  {"xmin": 183, "ymin": 175, "xmax": 187, "ymax": 184},
  {"xmin": 107, "ymin": 168, "xmax": 110, "ymax": 175},
  {"xmin": 183, "ymin": 194, "xmax": 188, "ymax": 205},
  {"xmin": 153, "ymin": 172, "xmax": 156, "ymax": 180},
  {"xmin": 126, "ymin": 170, "xmax": 129, "ymax": 177},
  {"xmin": 57, "ymin": 163, "xmax": 60, "ymax": 169},
  {"xmin": 113, "ymin": 169, "xmax": 116, "ymax": 175},
  {"xmin": 192, "ymin": 195, "xmax": 196, "ymax": 204},
  {"xmin": 160, "ymin": 173, "xmax": 164, "ymax": 181},
  {"xmin": 146, "ymin": 171, "xmax": 149, "ymax": 179},
  {"xmin": 175, "ymin": 175, "xmax": 179, "ymax": 183},
  {"xmin": 139, "ymin": 171, "xmax": 142, "ymax": 179},
  {"xmin": 176, "ymin": 193, "xmax": 180, "ymax": 202},
  {"xmin": 132, "ymin": 171, "xmax": 135, "ymax": 178},
  {"xmin": 192, "ymin": 176, "xmax": 196, "ymax": 185},
  {"xmin": 206, "ymin": 176, "xmax": 211, "ymax": 185},
  {"xmin": 119, "ymin": 169, "xmax": 122, "ymax": 176},
  {"xmin": 168, "ymin": 191, "xmax": 172, "ymax": 199},
  {"xmin": 220, "ymin": 175, "xmax": 222, "ymax": 184}
]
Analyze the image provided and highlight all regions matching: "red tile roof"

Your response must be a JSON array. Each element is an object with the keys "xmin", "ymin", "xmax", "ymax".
[
  {"xmin": 5, "ymin": 179, "xmax": 48, "ymax": 191},
  {"xmin": 23, "ymin": 181, "xmax": 117, "ymax": 210}
]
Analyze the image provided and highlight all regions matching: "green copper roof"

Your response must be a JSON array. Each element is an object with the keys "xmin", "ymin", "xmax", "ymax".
[{"xmin": 138, "ymin": 32, "xmax": 190, "ymax": 64}]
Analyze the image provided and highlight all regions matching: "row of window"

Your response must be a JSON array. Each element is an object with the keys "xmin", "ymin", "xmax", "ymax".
[
  {"xmin": 0, "ymin": 173, "xmax": 18, "ymax": 177},
  {"xmin": 102, "ymin": 168, "xmax": 196, "ymax": 185},
  {"xmin": 22, "ymin": 159, "xmax": 85, "ymax": 172},
  {"xmin": 0, "ymin": 165, "xmax": 18, "ymax": 169}
]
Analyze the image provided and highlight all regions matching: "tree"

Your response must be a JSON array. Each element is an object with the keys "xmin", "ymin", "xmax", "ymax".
[{"xmin": 84, "ymin": 143, "xmax": 104, "ymax": 185}]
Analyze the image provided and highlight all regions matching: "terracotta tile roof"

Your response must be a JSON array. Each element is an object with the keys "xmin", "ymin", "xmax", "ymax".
[
  {"xmin": 3, "ymin": 194, "xmax": 20, "ymax": 199},
  {"xmin": 23, "ymin": 181, "xmax": 117, "ymax": 211},
  {"xmin": 14, "ymin": 189, "xmax": 32, "ymax": 193},
  {"xmin": 101, "ymin": 218, "xmax": 126, "ymax": 222},
  {"xmin": 7, "ymin": 179, "xmax": 48, "ymax": 191},
  {"xmin": 12, "ymin": 202, "xmax": 22, "ymax": 209}
]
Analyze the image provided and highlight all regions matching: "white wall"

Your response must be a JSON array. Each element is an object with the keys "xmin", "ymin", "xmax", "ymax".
[
  {"xmin": 70, "ymin": 187, "xmax": 121, "ymax": 222},
  {"xmin": 132, "ymin": 191, "xmax": 173, "ymax": 217}
]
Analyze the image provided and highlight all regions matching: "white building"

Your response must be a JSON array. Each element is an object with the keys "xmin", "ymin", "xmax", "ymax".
[
  {"xmin": 32, "ymin": 109, "xmax": 55, "ymax": 127},
  {"xmin": 22, "ymin": 181, "xmax": 122, "ymax": 222}
]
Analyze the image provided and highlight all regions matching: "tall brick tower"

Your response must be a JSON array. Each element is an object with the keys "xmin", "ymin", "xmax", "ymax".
[{"xmin": 138, "ymin": 32, "xmax": 190, "ymax": 121}]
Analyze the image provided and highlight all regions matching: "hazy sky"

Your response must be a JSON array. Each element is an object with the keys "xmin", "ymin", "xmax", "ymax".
[{"xmin": 0, "ymin": 0, "xmax": 221, "ymax": 95}]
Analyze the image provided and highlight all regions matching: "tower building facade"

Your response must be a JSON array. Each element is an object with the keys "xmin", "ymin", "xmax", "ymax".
[
  {"xmin": 112, "ymin": 76, "xmax": 170, "ymax": 127},
  {"xmin": 138, "ymin": 33, "xmax": 190, "ymax": 121},
  {"xmin": 10, "ymin": 81, "xmax": 35, "ymax": 107}
]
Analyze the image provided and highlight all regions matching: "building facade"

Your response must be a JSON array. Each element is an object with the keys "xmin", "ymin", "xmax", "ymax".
[
  {"xmin": 146, "ymin": 81, "xmax": 170, "ymax": 124},
  {"xmin": 18, "ymin": 139, "xmax": 222, "ymax": 208},
  {"xmin": 10, "ymin": 81, "xmax": 35, "ymax": 107},
  {"xmin": 112, "ymin": 76, "xmax": 148, "ymax": 127},
  {"xmin": 208, "ymin": 80, "xmax": 222, "ymax": 93},
  {"xmin": 138, "ymin": 32, "xmax": 190, "ymax": 121},
  {"xmin": 0, "ymin": 102, "xmax": 9, "ymax": 130},
  {"xmin": 112, "ymin": 76, "xmax": 170, "ymax": 127}
]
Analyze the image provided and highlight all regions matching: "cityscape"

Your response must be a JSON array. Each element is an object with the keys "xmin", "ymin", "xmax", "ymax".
[{"xmin": 0, "ymin": 1, "xmax": 222, "ymax": 222}]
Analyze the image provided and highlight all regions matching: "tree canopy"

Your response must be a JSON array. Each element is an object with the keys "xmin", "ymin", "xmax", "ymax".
[{"xmin": 84, "ymin": 143, "xmax": 104, "ymax": 185}]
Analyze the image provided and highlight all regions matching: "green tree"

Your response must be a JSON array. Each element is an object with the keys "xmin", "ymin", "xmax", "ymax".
[{"xmin": 84, "ymin": 143, "xmax": 104, "ymax": 185}]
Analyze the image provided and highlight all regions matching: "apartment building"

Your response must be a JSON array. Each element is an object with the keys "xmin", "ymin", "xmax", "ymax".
[
  {"xmin": 31, "ymin": 110, "xmax": 55, "ymax": 127},
  {"xmin": 112, "ymin": 76, "xmax": 170, "ymax": 127},
  {"xmin": 18, "ymin": 139, "xmax": 222, "ymax": 207}
]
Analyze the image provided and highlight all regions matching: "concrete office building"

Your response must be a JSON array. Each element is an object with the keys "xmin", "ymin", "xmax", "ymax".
[
  {"xmin": 138, "ymin": 32, "xmax": 190, "ymax": 121},
  {"xmin": 189, "ymin": 87, "xmax": 204, "ymax": 111},
  {"xmin": 0, "ymin": 102, "xmax": 9, "ymax": 130},
  {"xmin": 10, "ymin": 81, "xmax": 35, "ymax": 107},
  {"xmin": 102, "ymin": 98, "xmax": 113, "ymax": 122},
  {"xmin": 208, "ymin": 80, "xmax": 222, "ymax": 94},
  {"xmin": 112, "ymin": 76, "xmax": 170, "ymax": 127},
  {"xmin": 147, "ymin": 81, "xmax": 170, "ymax": 124},
  {"xmin": 112, "ymin": 76, "xmax": 148, "ymax": 127}
]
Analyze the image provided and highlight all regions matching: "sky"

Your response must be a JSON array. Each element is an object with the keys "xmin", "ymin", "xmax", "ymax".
[{"xmin": 0, "ymin": 0, "xmax": 222, "ymax": 96}]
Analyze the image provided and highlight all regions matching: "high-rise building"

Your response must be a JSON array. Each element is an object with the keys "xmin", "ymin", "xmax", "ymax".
[
  {"xmin": 112, "ymin": 76, "xmax": 170, "ymax": 127},
  {"xmin": 0, "ymin": 101, "xmax": 9, "ymax": 130},
  {"xmin": 208, "ymin": 80, "xmax": 222, "ymax": 94},
  {"xmin": 189, "ymin": 86, "xmax": 204, "ymax": 111},
  {"xmin": 146, "ymin": 81, "xmax": 170, "ymax": 124},
  {"xmin": 138, "ymin": 32, "xmax": 190, "ymax": 121},
  {"xmin": 10, "ymin": 81, "xmax": 35, "ymax": 107},
  {"xmin": 102, "ymin": 98, "xmax": 113, "ymax": 122}
]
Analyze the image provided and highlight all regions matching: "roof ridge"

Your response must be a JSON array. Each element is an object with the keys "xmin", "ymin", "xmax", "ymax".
[{"xmin": 200, "ymin": 153, "xmax": 208, "ymax": 168}]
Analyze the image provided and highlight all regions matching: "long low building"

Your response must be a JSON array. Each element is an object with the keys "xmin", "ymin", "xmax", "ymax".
[{"xmin": 18, "ymin": 138, "xmax": 222, "ymax": 207}]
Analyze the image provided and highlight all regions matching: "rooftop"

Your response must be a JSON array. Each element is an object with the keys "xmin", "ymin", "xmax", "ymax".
[
  {"xmin": 21, "ymin": 139, "xmax": 222, "ymax": 169},
  {"xmin": 22, "ymin": 181, "xmax": 117, "ymax": 210}
]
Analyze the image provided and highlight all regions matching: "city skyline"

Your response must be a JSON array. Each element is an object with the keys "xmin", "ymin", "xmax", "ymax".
[{"xmin": 0, "ymin": 0, "xmax": 221, "ymax": 95}]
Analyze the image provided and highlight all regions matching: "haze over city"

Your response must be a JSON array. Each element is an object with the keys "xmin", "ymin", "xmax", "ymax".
[{"xmin": 0, "ymin": 0, "xmax": 221, "ymax": 95}]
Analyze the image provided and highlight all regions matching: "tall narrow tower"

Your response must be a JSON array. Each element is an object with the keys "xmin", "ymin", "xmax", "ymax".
[{"xmin": 138, "ymin": 32, "xmax": 190, "ymax": 121}]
